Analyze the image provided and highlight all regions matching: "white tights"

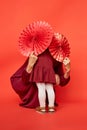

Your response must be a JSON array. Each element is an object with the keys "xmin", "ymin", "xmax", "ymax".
[{"xmin": 36, "ymin": 83, "xmax": 55, "ymax": 107}]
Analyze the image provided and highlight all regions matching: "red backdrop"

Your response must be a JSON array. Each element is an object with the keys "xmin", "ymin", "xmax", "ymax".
[{"xmin": 0, "ymin": 0, "xmax": 87, "ymax": 103}]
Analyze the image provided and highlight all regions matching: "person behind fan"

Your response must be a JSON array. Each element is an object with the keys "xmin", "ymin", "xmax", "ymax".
[
  {"xmin": 10, "ymin": 34, "xmax": 70, "ymax": 113},
  {"xmin": 25, "ymin": 50, "xmax": 70, "ymax": 113}
]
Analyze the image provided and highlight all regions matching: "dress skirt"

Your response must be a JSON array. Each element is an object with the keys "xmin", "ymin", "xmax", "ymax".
[{"xmin": 29, "ymin": 49, "xmax": 56, "ymax": 84}]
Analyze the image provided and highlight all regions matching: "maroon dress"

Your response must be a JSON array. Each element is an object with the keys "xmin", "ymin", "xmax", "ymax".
[
  {"xmin": 10, "ymin": 49, "xmax": 70, "ymax": 108},
  {"xmin": 28, "ymin": 49, "xmax": 56, "ymax": 84}
]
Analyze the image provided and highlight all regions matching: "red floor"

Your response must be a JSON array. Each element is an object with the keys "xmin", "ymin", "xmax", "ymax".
[
  {"xmin": 1, "ymin": 0, "xmax": 87, "ymax": 129},
  {"xmin": 0, "ymin": 64, "xmax": 87, "ymax": 130},
  {"xmin": 1, "ymin": 98, "xmax": 87, "ymax": 130}
]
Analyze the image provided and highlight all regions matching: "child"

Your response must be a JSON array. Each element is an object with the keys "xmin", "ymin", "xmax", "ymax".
[{"xmin": 10, "ymin": 48, "xmax": 70, "ymax": 113}]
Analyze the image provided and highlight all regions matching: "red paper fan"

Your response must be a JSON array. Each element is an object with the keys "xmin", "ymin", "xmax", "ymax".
[
  {"xmin": 18, "ymin": 21, "xmax": 53, "ymax": 56},
  {"xmin": 49, "ymin": 33, "xmax": 70, "ymax": 62}
]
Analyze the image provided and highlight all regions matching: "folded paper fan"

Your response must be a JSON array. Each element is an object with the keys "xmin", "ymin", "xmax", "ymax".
[
  {"xmin": 18, "ymin": 21, "xmax": 53, "ymax": 56},
  {"xmin": 49, "ymin": 33, "xmax": 70, "ymax": 62}
]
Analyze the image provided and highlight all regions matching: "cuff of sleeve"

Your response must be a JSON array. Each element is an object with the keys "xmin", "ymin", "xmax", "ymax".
[{"xmin": 59, "ymin": 75, "xmax": 70, "ymax": 86}]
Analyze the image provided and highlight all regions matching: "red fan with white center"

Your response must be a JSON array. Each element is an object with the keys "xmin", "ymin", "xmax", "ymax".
[
  {"xmin": 18, "ymin": 21, "xmax": 53, "ymax": 56},
  {"xmin": 49, "ymin": 33, "xmax": 70, "ymax": 62}
]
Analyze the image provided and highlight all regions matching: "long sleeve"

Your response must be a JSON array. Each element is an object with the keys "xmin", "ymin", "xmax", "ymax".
[
  {"xmin": 10, "ymin": 59, "xmax": 39, "ymax": 108},
  {"xmin": 59, "ymin": 74, "xmax": 70, "ymax": 86},
  {"xmin": 22, "ymin": 69, "xmax": 31, "ymax": 85},
  {"xmin": 53, "ymin": 60, "xmax": 70, "ymax": 87}
]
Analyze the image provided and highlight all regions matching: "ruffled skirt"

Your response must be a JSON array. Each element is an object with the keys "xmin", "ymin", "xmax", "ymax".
[{"xmin": 29, "ymin": 50, "xmax": 56, "ymax": 84}]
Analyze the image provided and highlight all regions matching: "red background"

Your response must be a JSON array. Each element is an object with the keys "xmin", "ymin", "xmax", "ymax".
[{"xmin": 0, "ymin": 0, "xmax": 87, "ymax": 129}]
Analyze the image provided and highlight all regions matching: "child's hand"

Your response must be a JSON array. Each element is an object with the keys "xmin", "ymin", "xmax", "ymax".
[
  {"xmin": 26, "ymin": 52, "xmax": 38, "ymax": 73},
  {"xmin": 63, "ymin": 57, "xmax": 70, "ymax": 71},
  {"xmin": 63, "ymin": 57, "xmax": 71, "ymax": 78},
  {"xmin": 28, "ymin": 52, "xmax": 38, "ymax": 67}
]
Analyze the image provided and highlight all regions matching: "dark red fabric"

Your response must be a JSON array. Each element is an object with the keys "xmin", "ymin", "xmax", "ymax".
[
  {"xmin": 28, "ymin": 49, "xmax": 56, "ymax": 84},
  {"xmin": 10, "ymin": 60, "xmax": 39, "ymax": 108},
  {"xmin": 10, "ymin": 49, "xmax": 70, "ymax": 108}
]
